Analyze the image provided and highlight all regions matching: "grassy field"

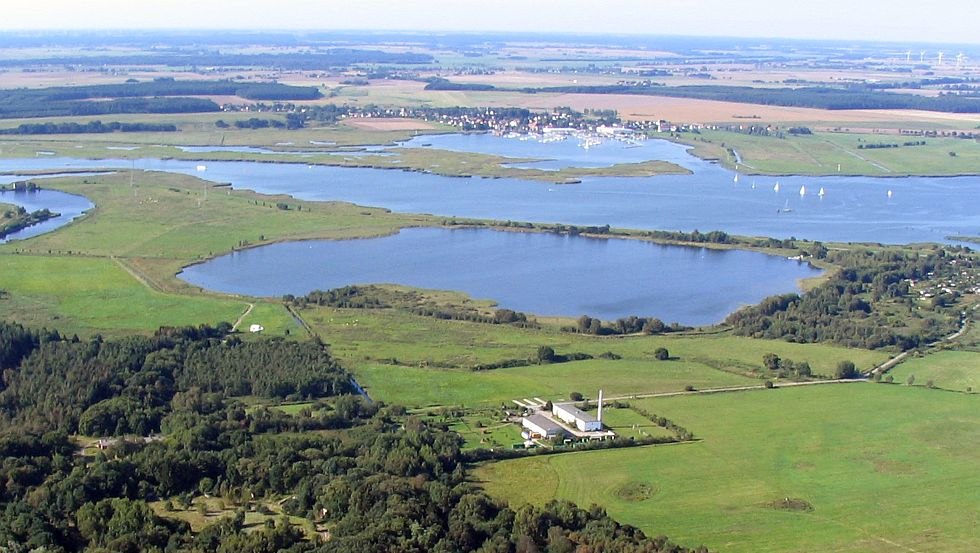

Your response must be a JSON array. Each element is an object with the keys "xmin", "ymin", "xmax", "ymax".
[
  {"xmin": 0, "ymin": 170, "xmax": 423, "ymax": 335},
  {"xmin": 888, "ymin": 350, "xmax": 979, "ymax": 392},
  {"xmin": 682, "ymin": 129, "xmax": 980, "ymax": 176},
  {"xmin": 149, "ymin": 496, "xmax": 317, "ymax": 537},
  {"xmin": 0, "ymin": 254, "xmax": 251, "ymax": 336},
  {"xmin": 475, "ymin": 384, "xmax": 979, "ymax": 553},
  {"xmin": 0, "ymin": 133, "xmax": 688, "ymax": 182},
  {"xmin": 2, "ymin": 171, "xmax": 420, "ymax": 277},
  {"xmin": 302, "ymin": 304, "xmax": 889, "ymax": 406}
]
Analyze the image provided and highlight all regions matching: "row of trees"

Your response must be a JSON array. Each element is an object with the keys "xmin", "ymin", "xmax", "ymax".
[
  {"xmin": 568, "ymin": 315, "xmax": 689, "ymax": 336},
  {"xmin": 0, "ymin": 120, "xmax": 177, "ymax": 134},
  {"xmin": 0, "ymin": 79, "xmax": 321, "ymax": 119},
  {"xmin": 528, "ymin": 83, "xmax": 980, "ymax": 113}
]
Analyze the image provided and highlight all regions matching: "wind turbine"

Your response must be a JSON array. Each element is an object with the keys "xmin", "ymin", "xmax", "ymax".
[
  {"xmin": 919, "ymin": 50, "xmax": 926, "ymax": 63},
  {"xmin": 905, "ymin": 50, "xmax": 912, "ymax": 63},
  {"xmin": 956, "ymin": 52, "xmax": 965, "ymax": 70},
  {"xmin": 937, "ymin": 51, "xmax": 944, "ymax": 66}
]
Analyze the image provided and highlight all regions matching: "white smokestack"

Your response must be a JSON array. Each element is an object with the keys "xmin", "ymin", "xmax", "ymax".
[{"xmin": 597, "ymin": 389, "xmax": 604, "ymax": 423}]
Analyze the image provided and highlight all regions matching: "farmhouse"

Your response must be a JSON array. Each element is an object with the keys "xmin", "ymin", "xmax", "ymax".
[
  {"xmin": 522, "ymin": 414, "xmax": 567, "ymax": 439},
  {"xmin": 552, "ymin": 403, "xmax": 602, "ymax": 432}
]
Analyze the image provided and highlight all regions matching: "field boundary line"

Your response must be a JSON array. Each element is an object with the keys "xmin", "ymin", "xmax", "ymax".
[{"xmin": 111, "ymin": 255, "xmax": 166, "ymax": 293}]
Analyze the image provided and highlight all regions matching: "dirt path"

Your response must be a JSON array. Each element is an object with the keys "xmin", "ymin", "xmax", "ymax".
[
  {"xmin": 821, "ymin": 139, "xmax": 892, "ymax": 173},
  {"xmin": 231, "ymin": 302, "xmax": 255, "ymax": 332},
  {"xmin": 868, "ymin": 301, "xmax": 977, "ymax": 377}
]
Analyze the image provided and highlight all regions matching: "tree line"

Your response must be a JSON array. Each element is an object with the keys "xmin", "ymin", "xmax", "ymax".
[
  {"xmin": 0, "ymin": 79, "xmax": 321, "ymax": 119},
  {"xmin": 525, "ymin": 83, "xmax": 980, "ymax": 113},
  {"xmin": 0, "ymin": 120, "xmax": 177, "ymax": 135}
]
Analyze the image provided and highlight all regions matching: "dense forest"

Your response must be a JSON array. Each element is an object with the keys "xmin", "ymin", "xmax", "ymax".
[
  {"xmin": 529, "ymin": 84, "xmax": 980, "ymax": 113},
  {"xmin": 0, "ymin": 80, "xmax": 321, "ymax": 119},
  {"xmin": 726, "ymin": 247, "xmax": 973, "ymax": 349},
  {"xmin": 0, "ymin": 321, "xmax": 705, "ymax": 552}
]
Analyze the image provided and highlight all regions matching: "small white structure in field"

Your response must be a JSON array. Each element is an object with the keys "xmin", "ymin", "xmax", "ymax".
[
  {"xmin": 522, "ymin": 414, "xmax": 566, "ymax": 439},
  {"xmin": 248, "ymin": 324, "xmax": 264, "ymax": 333},
  {"xmin": 552, "ymin": 403, "xmax": 602, "ymax": 432}
]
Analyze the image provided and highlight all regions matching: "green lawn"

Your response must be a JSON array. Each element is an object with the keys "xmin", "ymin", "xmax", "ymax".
[
  {"xmin": 0, "ymin": 254, "xmax": 251, "ymax": 336},
  {"xmin": 475, "ymin": 384, "xmax": 979, "ymax": 553},
  {"xmin": 313, "ymin": 304, "xmax": 888, "ymax": 406},
  {"xmin": 889, "ymin": 350, "xmax": 979, "ymax": 392},
  {"xmin": 685, "ymin": 130, "xmax": 980, "ymax": 176}
]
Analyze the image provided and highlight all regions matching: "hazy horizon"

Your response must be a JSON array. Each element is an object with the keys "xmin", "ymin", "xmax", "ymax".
[{"xmin": 3, "ymin": 0, "xmax": 979, "ymax": 46}]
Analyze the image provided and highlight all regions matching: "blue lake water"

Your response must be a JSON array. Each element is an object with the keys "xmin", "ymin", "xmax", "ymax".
[
  {"xmin": 2, "ymin": 134, "xmax": 974, "ymax": 320},
  {"xmin": 0, "ymin": 140, "xmax": 975, "ymax": 245},
  {"xmin": 178, "ymin": 227, "xmax": 822, "ymax": 325},
  {"xmin": 396, "ymin": 133, "xmax": 697, "ymax": 170},
  {"xmin": 0, "ymin": 176, "xmax": 95, "ymax": 243}
]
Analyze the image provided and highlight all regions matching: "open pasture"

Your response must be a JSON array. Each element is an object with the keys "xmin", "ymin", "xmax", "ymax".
[
  {"xmin": 690, "ymin": 129, "xmax": 980, "ymax": 175},
  {"xmin": 475, "ymin": 384, "xmax": 979, "ymax": 553},
  {"xmin": 888, "ymin": 350, "xmax": 979, "ymax": 392},
  {"xmin": 304, "ymin": 305, "xmax": 887, "ymax": 406}
]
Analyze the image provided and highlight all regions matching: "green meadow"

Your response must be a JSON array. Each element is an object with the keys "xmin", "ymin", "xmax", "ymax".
[
  {"xmin": 475, "ymin": 384, "xmax": 979, "ymax": 553},
  {"xmin": 301, "ymin": 305, "xmax": 888, "ymax": 406},
  {"xmin": 0, "ymin": 170, "xmax": 422, "ymax": 335},
  {"xmin": 0, "ymin": 254, "xmax": 247, "ymax": 335},
  {"xmin": 684, "ymin": 129, "xmax": 980, "ymax": 176},
  {"xmin": 888, "ymin": 350, "xmax": 979, "ymax": 392}
]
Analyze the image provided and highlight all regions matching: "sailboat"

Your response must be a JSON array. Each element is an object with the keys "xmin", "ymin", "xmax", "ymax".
[
  {"xmin": 818, "ymin": 187, "xmax": 825, "ymax": 198},
  {"xmin": 773, "ymin": 182, "xmax": 780, "ymax": 192},
  {"xmin": 799, "ymin": 185, "xmax": 806, "ymax": 196},
  {"xmin": 887, "ymin": 189, "xmax": 893, "ymax": 199},
  {"xmin": 733, "ymin": 174, "xmax": 739, "ymax": 184},
  {"xmin": 778, "ymin": 199, "xmax": 792, "ymax": 213}
]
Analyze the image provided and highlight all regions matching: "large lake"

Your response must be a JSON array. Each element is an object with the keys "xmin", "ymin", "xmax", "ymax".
[
  {"xmin": 0, "ymin": 135, "xmax": 975, "ymax": 245},
  {"xmin": 178, "ymin": 227, "xmax": 822, "ymax": 325}
]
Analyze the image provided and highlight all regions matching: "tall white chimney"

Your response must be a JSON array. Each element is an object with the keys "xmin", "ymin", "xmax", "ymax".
[{"xmin": 597, "ymin": 388, "xmax": 604, "ymax": 423}]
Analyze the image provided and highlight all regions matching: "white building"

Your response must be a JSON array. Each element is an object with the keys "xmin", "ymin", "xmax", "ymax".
[
  {"xmin": 522, "ymin": 414, "xmax": 566, "ymax": 439},
  {"xmin": 552, "ymin": 404, "xmax": 602, "ymax": 432}
]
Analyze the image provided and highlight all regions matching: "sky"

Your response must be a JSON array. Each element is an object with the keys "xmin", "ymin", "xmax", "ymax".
[{"xmin": 4, "ymin": 0, "xmax": 979, "ymax": 45}]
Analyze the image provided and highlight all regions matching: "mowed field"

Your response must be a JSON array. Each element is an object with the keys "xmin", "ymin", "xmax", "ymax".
[
  {"xmin": 475, "ymin": 384, "xmax": 979, "ymax": 553},
  {"xmin": 888, "ymin": 350, "xmax": 980, "ymax": 392},
  {"xmin": 685, "ymin": 129, "xmax": 980, "ymax": 176},
  {"xmin": 301, "ymin": 305, "xmax": 889, "ymax": 407},
  {"xmin": 0, "ymin": 254, "xmax": 256, "ymax": 336}
]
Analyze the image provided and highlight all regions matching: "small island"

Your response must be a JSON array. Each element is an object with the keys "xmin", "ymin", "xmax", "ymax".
[{"xmin": 0, "ymin": 202, "xmax": 59, "ymax": 240}]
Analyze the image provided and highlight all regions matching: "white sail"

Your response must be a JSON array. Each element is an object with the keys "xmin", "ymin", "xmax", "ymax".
[
  {"xmin": 799, "ymin": 185, "xmax": 806, "ymax": 196},
  {"xmin": 818, "ymin": 187, "xmax": 825, "ymax": 197},
  {"xmin": 773, "ymin": 182, "xmax": 780, "ymax": 192},
  {"xmin": 733, "ymin": 174, "xmax": 739, "ymax": 183},
  {"xmin": 887, "ymin": 189, "xmax": 893, "ymax": 199}
]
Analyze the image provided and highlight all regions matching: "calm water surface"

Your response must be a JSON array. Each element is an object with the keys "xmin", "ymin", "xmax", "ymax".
[
  {"xmin": 0, "ymin": 175, "xmax": 95, "ymax": 243},
  {"xmin": 179, "ymin": 227, "xmax": 822, "ymax": 325},
  {"xmin": 0, "ymin": 137, "xmax": 976, "ymax": 245}
]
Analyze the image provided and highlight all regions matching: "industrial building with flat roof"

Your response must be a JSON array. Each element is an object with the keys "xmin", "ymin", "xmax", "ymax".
[
  {"xmin": 521, "ymin": 414, "xmax": 567, "ymax": 439},
  {"xmin": 552, "ymin": 403, "xmax": 602, "ymax": 432}
]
